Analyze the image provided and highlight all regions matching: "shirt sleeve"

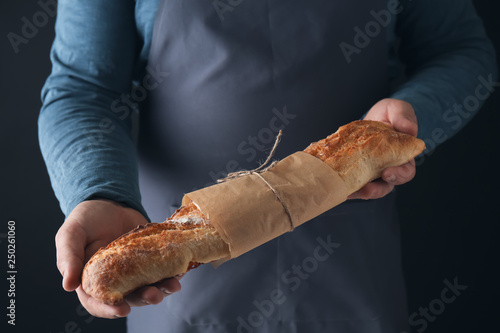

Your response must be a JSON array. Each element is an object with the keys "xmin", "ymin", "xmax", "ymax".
[
  {"xmin": 38, "ymin": 0, "xmax": 149, "ymax": 219},
  {"xmin": 391, "ymin": 0, "xmax": 498, "ymax": 153}
]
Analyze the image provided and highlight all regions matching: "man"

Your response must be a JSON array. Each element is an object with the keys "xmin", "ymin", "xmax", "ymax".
[{"xmin": 39, "ymin": 0, "xmax": 497, "ymax": 331}]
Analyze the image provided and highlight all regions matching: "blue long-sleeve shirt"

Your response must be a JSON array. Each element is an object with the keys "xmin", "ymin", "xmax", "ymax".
[{"xmin": 39, "ymin": 0, "xmax": 497, "ymax": 219}]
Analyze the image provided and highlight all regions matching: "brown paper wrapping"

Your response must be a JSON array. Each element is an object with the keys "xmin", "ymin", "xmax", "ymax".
[{"xmin": 182, "ymin": 151, "xmax": 348, "ymax": 262}]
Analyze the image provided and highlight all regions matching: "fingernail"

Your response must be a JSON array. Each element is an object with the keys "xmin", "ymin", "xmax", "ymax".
[
  {"xmin": 141, "ymin": 300, "xmax": 150, "ymax": 304},
  {"xmin": 160, "ymin": 288, "xmax": 173, "ymax": 295}
]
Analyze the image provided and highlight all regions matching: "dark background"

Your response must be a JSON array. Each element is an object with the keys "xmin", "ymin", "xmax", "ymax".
[{"xmin": 0, "ymin": 1, "xmax": 498, "ymax": 332}]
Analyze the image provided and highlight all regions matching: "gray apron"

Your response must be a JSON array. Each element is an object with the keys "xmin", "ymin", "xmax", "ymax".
[{"xmin": 130, "ymin": 0, "xmax": 409, "ymax": 332}]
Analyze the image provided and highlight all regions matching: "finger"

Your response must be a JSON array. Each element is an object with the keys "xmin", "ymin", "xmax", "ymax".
[
  {"xmin": 124, "ymin": 286, "xmax": 165, "ymax": 307},
  {"xmin": 55, "ymin": 223, "xmax": 87, "ymax": 291},
  {"xmin": 363, "ymin": 104, "xmax": 391, "ymax": 124},
  {"xmin": 392, "ymin": 115, "xmax": 418, "ymax": 137},
  {"xmin": 382, "ymin": 160, "xmax": 416, "ymax": 186},
  {"xmin": 124, "ymin": 278, "xmax": 182, "ymax": 307},
  {"xmin": 348, "ymin": 179, "xmax": 394, "ymax": 200},
  {"xmin": 76, "ymin": 286, "xmax": 131, "ymax": 319},
  {"xmin": 155, "ymin": 277, "xmax": 182, "ymax": 295},
  {"xmin": 388, "ymin": 104, "xmax": 418, "ymax": 137}
]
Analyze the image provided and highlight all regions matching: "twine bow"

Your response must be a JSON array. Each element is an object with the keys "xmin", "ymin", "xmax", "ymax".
[
  {"xmin": 217, "ymin": 130, "xmax": 295, "ymax": 231},
  {"xmin": 217, "ymin": 130, "xmax": 283, "ymax": 183}
]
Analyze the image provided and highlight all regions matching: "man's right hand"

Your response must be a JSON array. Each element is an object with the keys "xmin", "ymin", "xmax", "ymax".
[{"xmin": 55, "ymin": 199, "xmax": 181, "ymax": 318}]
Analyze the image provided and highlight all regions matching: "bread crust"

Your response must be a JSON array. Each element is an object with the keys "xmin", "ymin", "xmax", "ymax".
[
  {"xmin": 81, "ymin": 216, "xmax": 229, "ymax": 305},
  {"xmin": 81, "ymin": 120, "xmax": 425, "ymax": 305},
  {"xmin": 304, "ymin": 120, "xmax": 426, "ymax": 193}
]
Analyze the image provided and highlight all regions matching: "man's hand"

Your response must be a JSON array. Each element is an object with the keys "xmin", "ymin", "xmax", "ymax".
[
  {"xmin": 55, "ymin": 199, "xmax": 181, "ymax": 318},
  {"xmin": 348, "ymin": 98, "xmax": 419, "ymax": 200}
]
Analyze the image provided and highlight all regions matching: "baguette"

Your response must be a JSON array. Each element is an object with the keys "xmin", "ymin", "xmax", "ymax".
[{"xmin": 81, "ymin": 120, "xmax": 425, "ymax": 305}]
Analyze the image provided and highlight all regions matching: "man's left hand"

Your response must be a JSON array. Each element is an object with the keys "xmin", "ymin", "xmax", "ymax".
[{"xmin": 348, "ymin": 98, "xmax": 419, "ymax": 200}]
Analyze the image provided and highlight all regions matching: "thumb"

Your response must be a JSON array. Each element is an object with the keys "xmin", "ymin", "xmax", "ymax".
[
  {"xmin": 387, "ymin": 102, "xmax": 418, "ymax": 137},
  {"xmin": 55, "ymin": 221, "xmax": 87, "ymax": 291}
]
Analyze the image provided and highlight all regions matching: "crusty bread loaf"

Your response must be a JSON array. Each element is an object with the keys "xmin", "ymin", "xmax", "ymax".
[
  {"xmin": 303, "ymin": 120, "xmax": 426, "ymax": 193},
  {"xmin": 82, "ymin": 204, "xmax": 228, "ymax": 305},
  {"xmin": 81, "ymin": 120, "xmax": 425, "ymax": 305}
]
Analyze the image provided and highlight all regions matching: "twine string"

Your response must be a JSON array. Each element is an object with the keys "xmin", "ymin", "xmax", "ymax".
[
  {"xmin": 217, "ymin": 130, "xmax": 295, "ymax": 231},
  {"xmin": 217, "ymin": 130, "xmax": 283, "ymax": 183},
  {"xmin": 252, "ymin": 172, "xmax": 294, "ymax": 232}
]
